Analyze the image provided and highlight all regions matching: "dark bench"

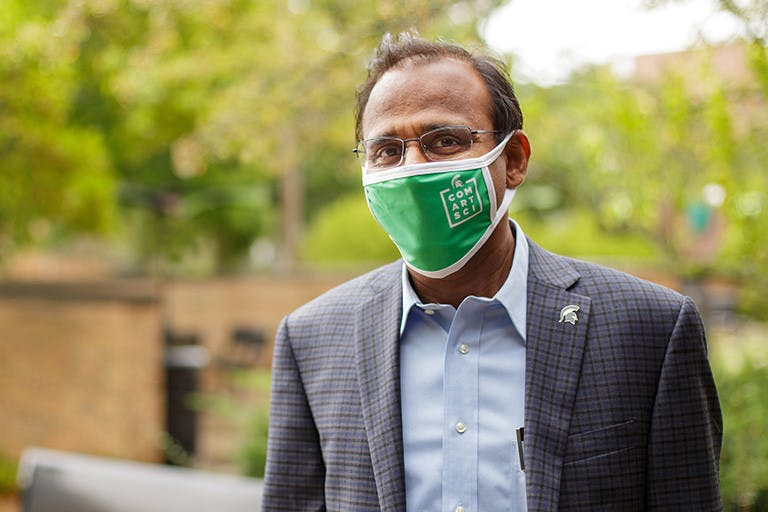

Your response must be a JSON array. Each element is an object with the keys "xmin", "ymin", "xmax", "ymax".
[{"xmin": 17, "ymin": 447, "xmax": 263, "ymax": 512}]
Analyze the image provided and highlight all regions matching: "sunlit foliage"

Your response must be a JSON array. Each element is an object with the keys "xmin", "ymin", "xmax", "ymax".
[{"xmin": 0, "ymin": 0, "xmax": 503, "ymax": 271}]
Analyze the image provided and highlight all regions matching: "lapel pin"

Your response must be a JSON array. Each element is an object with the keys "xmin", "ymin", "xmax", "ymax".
[{"xmin": 559, "ymin": 304, "xmax": 580, "ymax": 325}]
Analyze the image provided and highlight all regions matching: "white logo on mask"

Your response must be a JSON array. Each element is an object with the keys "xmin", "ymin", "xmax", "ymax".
[{"xmin": 440, "ymin": 175, "xmax": 483, "ymax": 228}]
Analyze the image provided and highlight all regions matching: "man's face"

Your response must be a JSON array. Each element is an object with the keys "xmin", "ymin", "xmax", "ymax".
[{"xmin": 361, "ymin": 58, "xmax": 509, "ymax": 201}]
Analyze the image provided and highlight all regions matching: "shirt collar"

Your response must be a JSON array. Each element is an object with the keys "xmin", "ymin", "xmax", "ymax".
[{"xmin": 400, "ymin": 219, "xmax": 529, "ymax": 340}]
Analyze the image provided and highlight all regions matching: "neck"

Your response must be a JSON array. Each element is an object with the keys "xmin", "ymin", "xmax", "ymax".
[{"xmin": 408, "ymin": 221, "xmax": 516, "ymax": 308}]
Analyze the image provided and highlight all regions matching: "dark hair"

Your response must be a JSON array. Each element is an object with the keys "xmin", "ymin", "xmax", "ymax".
[{"xmin": 354, "ymin": 32, "xmax": 524, "ymax": 141}]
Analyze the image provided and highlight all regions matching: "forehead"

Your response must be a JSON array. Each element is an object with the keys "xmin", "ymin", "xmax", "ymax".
[{"xmin": 361, "ymin": 58, "xmax": 492, "ymax": 139}]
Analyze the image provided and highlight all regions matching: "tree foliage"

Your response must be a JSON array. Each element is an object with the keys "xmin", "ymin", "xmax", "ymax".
[
  {"xmin": 304, "ymin": 32, "xmax": 767, "ymax": 318},
  {"xmin": 1, "ymin": 0, "xmax": 503, "ymax": 271},
  {"xmin": 300, "ymin": 192, "xmax": 398, "ymax": 269},
  {"xmin": 713, "ymin": 357, "xmax": 768, "ymax": 511},
  {"xmin": 636, "ymin": 0, "xmax": 768, "ymax": 316},
  {"xmin": 3, "ymin": 0, "xmax": 766, "ymax": 316},
  {"xmin": 0, "ymin": 0, "xmax": 116, "ymax": 251}
]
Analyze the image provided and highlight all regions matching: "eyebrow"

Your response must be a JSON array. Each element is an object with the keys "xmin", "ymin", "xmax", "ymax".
[{"xmin": 374, "ymin": 123, "xmax": 463, "ymax": 139}]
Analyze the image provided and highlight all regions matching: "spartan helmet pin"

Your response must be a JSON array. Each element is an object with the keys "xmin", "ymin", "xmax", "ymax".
[{"xmin": 559, "ymin": 305, "xmax": 580, "ymax": 325}]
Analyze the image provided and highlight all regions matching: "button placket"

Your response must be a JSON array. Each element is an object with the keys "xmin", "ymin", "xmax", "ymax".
[{"xmin": 442, "ymin": 301, "xmax": 480, "ymax": 512}]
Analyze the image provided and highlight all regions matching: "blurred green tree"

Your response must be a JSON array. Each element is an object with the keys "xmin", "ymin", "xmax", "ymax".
[
  {"xmin": 0, "ymin": 0, "xmax": 504, "ymax": 273},
  {"xmin": 306, "ymin": 33, "xmax": 767, "ymax": 319},
  {"xmin": 518, "ymin": 43, "xmax": 767, "ymax": 317},
  {"xmin": 0, "ymin": 1, "xmax": 117, "ymax": 254},
  {"xmin": 301, "ymin": 192, "xmax": 399, "ymax": 269},
  {"xmin": 714, "ymin": 358, "xmax": 768, "ymax": 511}
]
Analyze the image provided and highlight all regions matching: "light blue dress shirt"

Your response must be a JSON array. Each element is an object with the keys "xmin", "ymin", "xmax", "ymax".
[{"xmin": 400, "ymin": 220, "xmax": 528, "ymax": 512}]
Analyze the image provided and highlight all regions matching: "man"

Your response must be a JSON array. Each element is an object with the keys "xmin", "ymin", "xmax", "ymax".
[{"xmin": 263, "ymin": 33, "xmax": 722, "ymax": 511}]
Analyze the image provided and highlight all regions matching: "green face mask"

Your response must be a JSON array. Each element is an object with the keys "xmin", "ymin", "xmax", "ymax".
[{"xmin": 363, "ymin": 133, "xmax": 515, "ymax": 278}]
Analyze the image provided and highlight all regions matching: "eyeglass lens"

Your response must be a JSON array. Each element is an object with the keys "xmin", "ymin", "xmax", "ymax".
[{"xmin": 361, "ymin": 126, "xmax": 475, "ymax": 170}]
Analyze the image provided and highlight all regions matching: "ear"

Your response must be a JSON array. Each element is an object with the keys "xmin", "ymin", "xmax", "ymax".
[{"xmin": 504, "ymin": 130, "xmax": 531, "ymax": 189}]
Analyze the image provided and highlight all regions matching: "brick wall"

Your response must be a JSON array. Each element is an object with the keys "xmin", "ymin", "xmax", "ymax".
[
  {"xmin": 0, "ymin": 282, "xmax": 163, "ymax": 462},
  {"xmin": 161, "ymin": 274, "xmax": 348, "ymax": 470},
  {"xmin": 162, "ymin": 274, "xmax": 347, "ymax": 368},
  {"xmin": 0, "ymin": 274, "xmax": 350, "ymax": 471}
]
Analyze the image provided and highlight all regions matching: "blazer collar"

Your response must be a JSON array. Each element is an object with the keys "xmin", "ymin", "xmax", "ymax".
[
  {"xmin": 354, "ymin": 262, "xmax": 407, "ymax": 511},
  {"xmin": 524, "ymin": 239, "xmax": 591, "ymax": 511}
]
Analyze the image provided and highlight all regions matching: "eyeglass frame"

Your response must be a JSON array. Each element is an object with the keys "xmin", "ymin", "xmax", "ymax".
[{"xmin": 352, "ymin": 125, "xmax": 503, "ymax": 170}]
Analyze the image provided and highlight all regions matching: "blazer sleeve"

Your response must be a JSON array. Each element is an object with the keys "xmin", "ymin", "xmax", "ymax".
[
  {"xmin": 646, "ymin": 296, "xmax": 723, "ymax": 510},
  {"xmin": 262, "ymin": 316, "xmax": 327, "ymax": 511}
]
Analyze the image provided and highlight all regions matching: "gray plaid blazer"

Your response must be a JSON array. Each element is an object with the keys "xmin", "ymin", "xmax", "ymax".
[{"xmin": 263, "ymin": 239, "xmax": 722, "ymax": 511}]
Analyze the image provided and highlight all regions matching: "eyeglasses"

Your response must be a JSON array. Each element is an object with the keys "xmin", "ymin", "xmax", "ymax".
[{"xmin": 353, "ymin": 125, "xmax": 502, "ymax": 171}]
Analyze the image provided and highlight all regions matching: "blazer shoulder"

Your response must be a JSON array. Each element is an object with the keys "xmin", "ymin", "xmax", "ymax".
[
  {"xmin": 529, "ymin": 240, "xmax": 691, "ymax": 320},
  {"xmin": 540, "ymin": 249, "xmax": 703, "ymax": 347},
  {"xmin": 572, "ymin": 258, "xmax": 683, "ymax": 305}
]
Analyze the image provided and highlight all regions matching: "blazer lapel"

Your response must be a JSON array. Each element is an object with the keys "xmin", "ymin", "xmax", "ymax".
[
  {"xmin": 524, "ymin": 241, "xmax": 591, "ymax": 511},
  {"xmin": 354, "ymin": 264, "xmax": 406, "ymax": 511}
]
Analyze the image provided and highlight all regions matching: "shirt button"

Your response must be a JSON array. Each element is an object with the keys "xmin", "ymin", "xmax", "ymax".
[
  {"xmin": 458, "ymin": 343, "xmax": 470, "ymax": 354},
  {"xmin": 455, "ymin": 422, "xmax": 467, "ymax": 434},
  {"xmin": 423, "ymin": 309, "xmax": 435, "ymax": 315},
  {"xmin": 455, "ymin": 506, "xmax": 465, "ymax": 512}
]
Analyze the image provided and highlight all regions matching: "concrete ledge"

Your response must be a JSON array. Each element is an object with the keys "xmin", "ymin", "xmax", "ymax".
[
  {"xmin": 0, "ymin": 281, "xmax": 158, "ymax": 304},
  {"xmin": 18, "ymin": 447, "xmax": 263, "ymax": 512}
]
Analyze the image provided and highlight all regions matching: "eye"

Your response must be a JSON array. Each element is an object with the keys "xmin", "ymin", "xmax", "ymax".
[
  {"xmin": 368, "ymin": 140, "xmax": 402, "ymax": 167},
  {"xmin": 423, "ymin": 127, "xmax": 472, "ymax": 157},
  {"xmin": 436, "ymin": 135, "xmax": 461, "ymax": 148}
]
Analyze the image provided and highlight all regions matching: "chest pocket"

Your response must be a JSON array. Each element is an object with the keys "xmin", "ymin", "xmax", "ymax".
[
  {"xmin": 560, "ymin": 419, "xmax": 646, "ymax": 510},
  {"xmin": 563, "ymin": 419, "xmax": 642, "ymax": 465}
]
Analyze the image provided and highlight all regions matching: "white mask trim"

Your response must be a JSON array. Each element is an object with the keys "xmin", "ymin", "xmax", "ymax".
[{"xmin": 404, "ymin": 186, "xmax": 516, "ymax": 278}]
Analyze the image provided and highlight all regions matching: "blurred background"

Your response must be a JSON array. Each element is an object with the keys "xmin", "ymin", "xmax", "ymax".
[{"xmin": 0, "ymin": 0, "xmax": 766, "ymax": 510}]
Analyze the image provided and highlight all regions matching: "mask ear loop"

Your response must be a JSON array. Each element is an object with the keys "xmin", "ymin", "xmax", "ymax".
[
  {"xmin": 479, "ymin": 129, "xmax": 520, "ymax": 222},
  {"xmin": 489, "ymin": 128, "xmax": 521, "ymax": 223}
]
